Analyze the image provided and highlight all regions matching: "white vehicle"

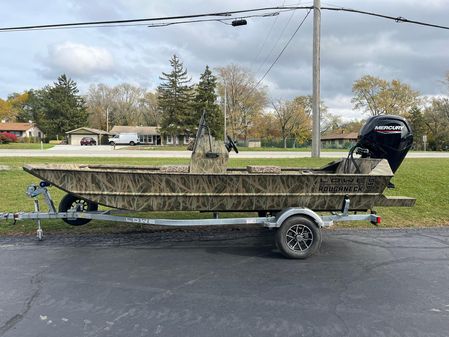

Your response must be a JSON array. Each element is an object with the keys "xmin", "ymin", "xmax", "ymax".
[{"xmin": 108, "ymin": 133, "xmax": 140, "ymax": 146}]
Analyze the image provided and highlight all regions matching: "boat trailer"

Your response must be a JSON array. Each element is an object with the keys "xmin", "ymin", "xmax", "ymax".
[{"xmin": 0, "ymin": 182, "xmax": 381, "ymax": 259}]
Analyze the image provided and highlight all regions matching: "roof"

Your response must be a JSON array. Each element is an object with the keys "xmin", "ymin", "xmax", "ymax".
[
  {"xmin": 66, "ymin": 127, "xmax": 109, "ymax": 135},
  {"xmin": 109, "ymin": 126, "xmax": 160, "ymax": 135},
  {"xmin": 0, "ymin": 122, "xmax": 37, "ymax": 132},
  {"xmin": 321, "ymin": 132, "xmax": 359, "ymax": 141}
]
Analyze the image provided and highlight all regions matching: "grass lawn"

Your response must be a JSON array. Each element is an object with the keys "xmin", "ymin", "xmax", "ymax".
[
  {"xmin": 0, "ymin": 143, "xmax": 54, "ymax": 150},
  {"xmin": 0, "ymin": 156, "xmax": 448, "ymax": 235}
]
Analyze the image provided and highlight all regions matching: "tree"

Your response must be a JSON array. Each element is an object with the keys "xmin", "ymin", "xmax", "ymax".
[
  {"xmin": 0, "ymin": 98, "xmax": 13, "ymax": 120},
  {"xmin": 321, "ymin": 113, "xmax": 343, "ymax": 134},
  {"xmin": 85, "ymin": 84, "xmax": 113, "ymax": 131},
  {"xmin": 248, "ymin": 112, "xmax": 280, "ymax": 140},
  {"xmin": 86, "ymin": 84, "xmax": 160, "ymax": 130},
  {"xmin": 192, "ymin": 66, "xmax": 223, "ymax": 138},
  {"xmin": 0, "ymin": 92, "xmax": 30, "ymax": 121},
  {"xmin": 352, "ymin": 75, "xmax": 420, "ymax": 116},
  {"xmin": 158, "ymin": 55, "xmax": 194, "ymax": 136},
  {"xmin": 217, "ymin": 64, "xmax": 267, "ymax": 141},
  {"xmin": 424, "ymin": 97, "xmax": 449, "ymax": 150},
  {"xmin": 272, "ymin": 97, "xmax": 312, "ymax": 148},
  {"xmin": 37, "ymin": 74, "xmax": 88, "ymax": 140},
  {"xmin": 408, "ymin": 106, "xmax": 427, "ymax": 150}
]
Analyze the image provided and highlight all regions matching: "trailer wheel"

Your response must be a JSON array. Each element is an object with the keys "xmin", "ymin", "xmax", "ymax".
[
  {"xmin": 275, "ymin": 215, "xmax": 321, "ymax": 259},
  {"xmin": 59, "ymin": 194, "xmax": 98, "ymax": 226}
]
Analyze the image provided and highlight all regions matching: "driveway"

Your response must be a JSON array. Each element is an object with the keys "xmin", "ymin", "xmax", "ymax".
[{"xmin": 0, "ymin": 227, "xmax": 448, "ymax": 337}]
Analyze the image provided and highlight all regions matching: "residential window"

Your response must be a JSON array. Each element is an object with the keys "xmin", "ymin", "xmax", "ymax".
[
  {"xmin": 166, "ymin": 135, "xmax": 173, "ymax": 145},
  {"xmin": 28, "ymin": 131, "xmax": 32, "ymax": 137},
  {"xmin": 183, "ymin": 136, "xmax": 190, "ymax": 145}
]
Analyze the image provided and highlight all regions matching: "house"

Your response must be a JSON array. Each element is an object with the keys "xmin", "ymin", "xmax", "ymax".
[
  {"xmin": 321, "ymin": 132, "xmax": 358, "ymax": 149},
  {"xmin": 0, "ymin": 121, "xmax": 44, "ymax": 139},
  {"xmin": 65, "ymin": 127, "xmax": 109, "ymax": 145},
  {"xmin": 109, "ymin": 126, "xmax": 162, "ymax": 145}
]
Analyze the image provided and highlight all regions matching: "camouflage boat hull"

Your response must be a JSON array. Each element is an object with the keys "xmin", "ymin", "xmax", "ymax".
[{"xmin": 23, "ymin": 158, "xmax": 415, "ymax": 212}]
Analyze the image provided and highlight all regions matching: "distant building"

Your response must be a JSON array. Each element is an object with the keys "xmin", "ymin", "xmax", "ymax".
[
  {"xmin": 66, "ymin": 127, "xmax": 109, "ymax": 145},
  {"xmin": 109, "ymin": 126, "xmax": 190, "ymax": 146},
  {"xmin": 0, "ymin": 121, "xmax": 44, "ymax": 138},
  {"xmin": 321, "ymin": 132, "xmax": 358, "ymax": 148},
  {"xmin": 109, "ymin": 126, "xmax": 161, "ymax": 145}
]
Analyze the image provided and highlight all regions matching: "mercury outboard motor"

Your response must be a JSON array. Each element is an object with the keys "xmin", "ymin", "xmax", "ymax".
[{"xmin": 351, "ymin": 115, "xmax": 413, "ymax": 173}]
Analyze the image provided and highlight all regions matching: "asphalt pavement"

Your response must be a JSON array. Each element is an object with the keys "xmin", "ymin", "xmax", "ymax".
[
  {"xmin": 1, "ymin": 145, "xmax": 449, "ymax": 158},
  {"xmin": 1, "ymin": 227, "xmax": 449, "ymax": 337}
]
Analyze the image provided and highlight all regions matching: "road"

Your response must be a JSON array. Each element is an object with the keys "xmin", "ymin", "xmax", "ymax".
[
  {"xmin": 1, "ymin": 145, "xmax": 449, "ymax": 158},
  {"xmin": 1, "ymin": 227, "xmax": 449, "ymax": 337}
]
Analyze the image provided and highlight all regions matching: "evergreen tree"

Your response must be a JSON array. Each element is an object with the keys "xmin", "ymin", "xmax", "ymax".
[
  {"xmin": 193, "ymin": 66, "xmax": 223, "ymax": 138},
  {"xmin": 157, "ymin": 55, "xmax": 194, "ymax": 136},
  {"xmin": 34, "ymin": 74, "xmax": 88, "ymax": 140},
  {"xmin": 409, "ymin": 106, "xmax": 426, "ymax": 149}
]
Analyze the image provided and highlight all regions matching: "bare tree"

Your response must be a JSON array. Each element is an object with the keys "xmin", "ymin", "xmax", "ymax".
[
  {"xmin": 86, "ymin": 83, "xmax": 161, "ymax": 130},
  {"xmin": 272, "ymin": 98, "xmax": 312, "ymax": 148},
  {"xmin": 217, "ymin": 64, "xmax": 267, "ymax": 141}
]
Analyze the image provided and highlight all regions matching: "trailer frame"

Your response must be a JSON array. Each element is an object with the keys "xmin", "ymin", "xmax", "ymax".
[{"xmin": 0, "ymin": 183, "xmax": 381, "ymax": 259}]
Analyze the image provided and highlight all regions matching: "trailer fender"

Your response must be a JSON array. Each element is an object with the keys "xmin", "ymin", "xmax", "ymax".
[{"xmin": 268, "ymin": 207, "xmax": 324, "ymax": 229}]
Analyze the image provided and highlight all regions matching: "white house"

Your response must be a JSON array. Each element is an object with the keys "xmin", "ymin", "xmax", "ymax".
[{"xmin": 0, "ymin": 121, "xmax": 44, "ymax": 138}]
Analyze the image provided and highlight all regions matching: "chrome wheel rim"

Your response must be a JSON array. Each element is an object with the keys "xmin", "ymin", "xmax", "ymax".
[
  {"xmin": 71, "ymin": 199, "xmax": 89, "ymax": 212},
  {"xmin": 286, "ymin": 224, "xmax": 314, "ymax": 251}
]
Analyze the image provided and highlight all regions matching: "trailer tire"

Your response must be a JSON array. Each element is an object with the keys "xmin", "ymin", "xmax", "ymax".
[
  {"xmin": 275, "ymin": 215, "xmax": 321, "ymax": 259},
  {"xmin": 59, "ymin": 194, "xmax": 98, "ymax": 226}
]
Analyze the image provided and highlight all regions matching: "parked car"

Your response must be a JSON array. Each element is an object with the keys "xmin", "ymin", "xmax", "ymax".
[
  {"xmin": 108, "ymin": 133, "xmax": 139, "ymax": 146},
  {"xmin": 80, "ymin": 137, "xmax": 97, "ymax": 146}
]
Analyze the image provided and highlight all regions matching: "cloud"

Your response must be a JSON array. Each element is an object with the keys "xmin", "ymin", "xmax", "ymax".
[{"xmin": 39, "ymin": 42, "xmax": 114, "ymax": 79}]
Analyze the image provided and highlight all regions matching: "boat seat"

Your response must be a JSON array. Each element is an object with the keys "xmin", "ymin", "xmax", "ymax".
[
  {"xmin": 246, "ymin": 166, "xmax": 281, "ymax": 174},
  {"xmin": 160, "ymin": 165, "xmax": 190, "ymax": 173}
]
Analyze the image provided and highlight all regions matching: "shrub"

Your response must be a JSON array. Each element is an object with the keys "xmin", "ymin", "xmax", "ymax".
[{"xmin": 0, "ymin": 132, "xmax": 18, "ymax": 144}]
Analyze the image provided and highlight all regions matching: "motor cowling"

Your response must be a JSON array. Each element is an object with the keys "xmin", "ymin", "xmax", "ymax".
[{"xmin": 356, "ymin": 115, "xmax": 413, "ymax": 173}]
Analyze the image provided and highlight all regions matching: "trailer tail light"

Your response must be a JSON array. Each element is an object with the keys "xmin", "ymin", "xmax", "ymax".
[{"xmin": 370, "ymin": 214, "xmax": 381, "ymax": 226}]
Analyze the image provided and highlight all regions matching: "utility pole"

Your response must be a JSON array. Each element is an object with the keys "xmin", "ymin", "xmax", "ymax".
[
  {"xmin": 106, "ymin": 106, "xmax": 110, "ymax": 133},
  {"xmin": 224, "ymin": 84, "xmax": 227, "ymax": 141},
  {"xmin": 311, "ymin": 0, "xmax": 321, "ymax": 157}
]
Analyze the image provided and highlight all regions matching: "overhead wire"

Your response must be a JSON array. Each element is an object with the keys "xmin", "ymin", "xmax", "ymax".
[
  {"xmin": 254, "ymin": 1, "xmax": 301, "ymax": 77},
  {"xmin": 252, "ymin": 9, "xmax": 312, "ymax": 94},
  {"xmin": 0, "ymin": 6, "xmax": 448, "ymax": 32},
  {"xmin": 250, "ymin": 0, "xmax": 287, "ymax": 74}
]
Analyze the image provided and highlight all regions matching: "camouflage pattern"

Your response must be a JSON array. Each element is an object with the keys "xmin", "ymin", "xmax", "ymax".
[
  {"xmin": 23, "ymin": 158, "xmax": 415, "ymax": 212},
  {"xmin": 189, "ymin": 134, "xmax": 229, "ymax": 173}
]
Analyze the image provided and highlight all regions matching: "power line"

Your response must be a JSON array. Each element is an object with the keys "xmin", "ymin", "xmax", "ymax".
[
  {"xmin": 323, "ymin": 7, "xmax": 449, "ymax": 31},
  {"xmin": 1, "ymin": 6, "xmax": 448, "ymax": 32},
  {"xmin": 0, "ymin": 7, "xmax": 312, "ymax": 32},
  {"xmin": 254, "ymin": 1, "xmax": 301, "ymax": 77},
  {"xmin": 253, "ymin": 9, "xmax": 312, "ymax": 92},
  {"xmin": 250, "ymin": 0, "xmax": 287, "ymax": 73}
]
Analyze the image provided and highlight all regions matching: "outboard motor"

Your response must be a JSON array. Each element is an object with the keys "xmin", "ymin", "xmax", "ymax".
[{"xmin": 352, "ymin": 115, "xmax": 413, "ymax": 173}]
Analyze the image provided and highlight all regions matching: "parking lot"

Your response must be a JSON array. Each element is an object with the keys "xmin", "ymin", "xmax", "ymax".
[{"xmin": 1, "ymin": 227, "xmax": 449, "ymax": 337}]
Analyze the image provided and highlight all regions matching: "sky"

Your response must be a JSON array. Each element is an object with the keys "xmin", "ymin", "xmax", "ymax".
[{"xmin": 0, "ymin": 0, "xmax": 448, "ymax": 120}]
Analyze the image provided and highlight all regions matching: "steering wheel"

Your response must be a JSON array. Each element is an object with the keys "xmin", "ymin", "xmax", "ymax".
[{"xmin": 226, "ymin": 135, "xmax": 239, "ymax": 154}]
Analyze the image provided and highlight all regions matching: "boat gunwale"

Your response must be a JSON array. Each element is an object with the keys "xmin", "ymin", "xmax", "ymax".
[{"xmin": 23, "ymin": 165, "xmax": 393, "ymax": 177}]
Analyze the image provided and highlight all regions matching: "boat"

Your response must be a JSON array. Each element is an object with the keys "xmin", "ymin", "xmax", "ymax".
[{"xmin": 23, "ymin": 114, "xmax": 415, "ymax": 215}]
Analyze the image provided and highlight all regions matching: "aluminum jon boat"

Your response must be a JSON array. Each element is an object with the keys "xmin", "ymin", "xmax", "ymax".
[{"xmin": 23, "ymin": 114, "xmax": 415, "ymax": 215}]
